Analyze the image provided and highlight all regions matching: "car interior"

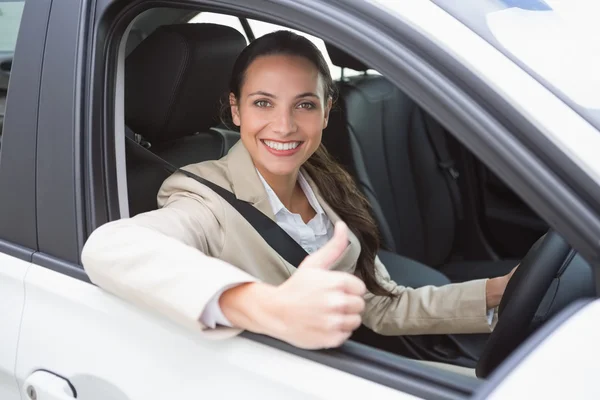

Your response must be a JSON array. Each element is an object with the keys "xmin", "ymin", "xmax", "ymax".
[
  {"xmin": 123, "ymin": 9, "xmax": 530, "ymax": 283},
  {"xmin": 120, "ymin": 8, "xmax": 592, "ymax": 377}
]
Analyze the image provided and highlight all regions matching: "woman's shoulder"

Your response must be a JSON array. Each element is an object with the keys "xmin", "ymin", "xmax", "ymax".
[{"xmin": 157, "ymin": 158, "xmax": 234, "ymax": 207}]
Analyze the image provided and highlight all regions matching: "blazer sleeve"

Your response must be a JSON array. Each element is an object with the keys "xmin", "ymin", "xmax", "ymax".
[
  {"xmin": 81, "ymin": 174, "xmax": 258, "ymax": 338},
  {"xmin": 361, "ymin": 256, "xmax": 496, "ymax": 335}
]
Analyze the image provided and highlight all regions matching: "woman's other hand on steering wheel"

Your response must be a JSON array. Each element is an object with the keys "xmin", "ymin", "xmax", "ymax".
[{"xmin": 486, "ymin": 265, "xmax": 518, "ymax": 309}]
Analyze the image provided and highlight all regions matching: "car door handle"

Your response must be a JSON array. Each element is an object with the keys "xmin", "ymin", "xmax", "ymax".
[{"xmin": 22, "ymin": 370, "xmax": 76, "ymax": 400}]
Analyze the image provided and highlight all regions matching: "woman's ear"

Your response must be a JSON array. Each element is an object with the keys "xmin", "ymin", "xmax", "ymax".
[
  {"xmin": 323, "ymin": 97, "xmax": 333, "ymax": 129},
  {"xmin": 229, "ymin": 93, "xmax": 241, "ymax": 127}
]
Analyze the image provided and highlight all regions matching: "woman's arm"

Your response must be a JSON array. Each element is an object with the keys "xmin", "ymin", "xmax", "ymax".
[
  {"xmin": 82, "ymin": 193, "xmax": 258, "ymax": 336},
  {"xmin": 360, "ymin": 257, "xmax": 513, "ymax": 336},
  {"xmin": 83, "ymin": 179, "xmax": 367, "ymax": 348}
]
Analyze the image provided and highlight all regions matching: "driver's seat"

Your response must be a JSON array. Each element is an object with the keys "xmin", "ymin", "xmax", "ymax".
[{"xmin": 323, "ymin": 44, "xmax": 518, "ymax": 283}]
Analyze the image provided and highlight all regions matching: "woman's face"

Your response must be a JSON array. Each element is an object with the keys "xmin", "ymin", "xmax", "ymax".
[{"xmin": 230, "ymin": 54, "xmax": 331, "ymax": 181}]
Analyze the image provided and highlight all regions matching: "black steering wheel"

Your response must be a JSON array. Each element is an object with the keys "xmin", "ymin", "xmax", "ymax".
[{"xmin": 476, "ymin": 231, "xmax": 575, "ymax": 378}]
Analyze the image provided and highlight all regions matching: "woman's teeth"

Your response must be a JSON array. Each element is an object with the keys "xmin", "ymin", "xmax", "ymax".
[{"xmin": 263, "ymin": 140, "xmax": 301, "ymax": 151}]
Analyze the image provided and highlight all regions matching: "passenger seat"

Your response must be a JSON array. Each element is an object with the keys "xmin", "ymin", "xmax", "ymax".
[
  {"xmin": 124, "ymin": 24, "xmax": 245, "ymax": 216},
  {"xmin": 323, "ymin": 44, "xmax": 517, "ymax": 282}
]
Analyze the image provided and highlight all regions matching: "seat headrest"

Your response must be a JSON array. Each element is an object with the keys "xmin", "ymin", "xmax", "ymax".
[
  {"xmin": 325, "ymin": 43, "xmax": 369, "ymax": 71},
  {"xmin": 125, "ymin": 24, "xmax": 247, "ymax": 144}
]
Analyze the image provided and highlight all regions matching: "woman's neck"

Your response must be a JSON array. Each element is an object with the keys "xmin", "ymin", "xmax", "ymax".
[{"xmin": 259, "ymin": 168, "xmax": 300, "ymax": 210}]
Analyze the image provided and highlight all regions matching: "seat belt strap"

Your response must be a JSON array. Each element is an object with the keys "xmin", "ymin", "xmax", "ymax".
[
  {"xmin": 125, "ymin": 136, "xmax": 309, "ymax": 267},
  {"xmin": 420, "ymin": 112, "xmax": 464, "ymax": 221}
]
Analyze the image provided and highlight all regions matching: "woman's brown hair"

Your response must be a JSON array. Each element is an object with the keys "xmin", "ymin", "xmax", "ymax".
[{"xmin": 225, "ymin": 31, "xmax": 395, "ymax": 297}]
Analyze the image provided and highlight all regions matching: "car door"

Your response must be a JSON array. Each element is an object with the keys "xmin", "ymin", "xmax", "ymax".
[
  {"xmin": 10, "ymin": 1, "xmax": 462, "ymax": 399},
  {"xmin": 10, "ymin": 0, "xmax": 600, "ymax": 399},
  {"xmin": 460, "ymin": 151, "xmax": 549, "ymax": 259}
]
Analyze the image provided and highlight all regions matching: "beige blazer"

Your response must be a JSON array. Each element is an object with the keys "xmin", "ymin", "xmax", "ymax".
[{"xmin": 82, "ymin": 142, "xmax": 496, "ymax": 340}]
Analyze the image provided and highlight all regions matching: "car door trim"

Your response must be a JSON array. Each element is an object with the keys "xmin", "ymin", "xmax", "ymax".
[
  {"xmin": 31, "ymin": 253, "xmax": 91, "ymax": 283},
  {"xmin": 0, "ymin": 239, "xmax": 34, "ymax": 262}
]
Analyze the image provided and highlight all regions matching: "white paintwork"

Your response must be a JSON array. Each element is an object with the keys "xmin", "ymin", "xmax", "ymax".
[
  {"xmin": 487, "ymin": 299, "xmax": 600, "ymax": 399},
  {"xmin": 0, "ymin": 253, "xmax": 30, "ymax": 400},
  {"xmin": 15, "ymin": 265, "xmax": 418, "ymax": 400},
  {"xmin": 22, "ymin": 370, "xmax": 76, "ymax": 400},
  {"xmin": 370, "ymin": 0, "xmax": 600, "ymax": 183}
]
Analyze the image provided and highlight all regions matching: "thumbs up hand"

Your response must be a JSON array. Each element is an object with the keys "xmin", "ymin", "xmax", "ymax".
[{"xmin": 266, "ymin": 222, "xmax": 367, "ymax": 349}]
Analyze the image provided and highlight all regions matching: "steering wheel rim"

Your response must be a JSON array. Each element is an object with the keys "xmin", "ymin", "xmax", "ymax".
[{"xmin": 476, "ymin": 230, "xmax": 574, "ymax": 378}]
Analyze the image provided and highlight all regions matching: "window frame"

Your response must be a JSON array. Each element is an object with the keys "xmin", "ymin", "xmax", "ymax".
[{"xmin": 0, "ymin": 0, "xmax": 51, "ymax": 260}]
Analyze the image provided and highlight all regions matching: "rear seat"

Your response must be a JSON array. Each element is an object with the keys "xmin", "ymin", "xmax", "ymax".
[
  {"xmin": 124, "ymin": 24, "xmax": 245, "ymax": 216},
  {"xmin": 323, "ymin": 44, "xmax": 516, "ymax": 281}
]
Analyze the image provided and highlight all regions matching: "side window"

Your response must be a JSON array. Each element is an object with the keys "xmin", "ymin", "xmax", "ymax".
[
  {"xmin": 187, "ymin": 12, "xmax": 374, "ymax": 80},
  {"xmin": 189, "ymin": 12, "xmax": 249, "ymax": 43},
  {"xmin": 0, "ymin": 0, "xmax": 26, "ymax": 145}
]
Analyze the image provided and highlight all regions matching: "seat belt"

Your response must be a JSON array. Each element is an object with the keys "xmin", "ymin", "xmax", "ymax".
[
  {"xmin": 420, "ymin": 112, "xmax": 464, "ymax": 222},
  {"xmin": 125, "ymin": 136, "xmax": 309, "ymax": 268}
]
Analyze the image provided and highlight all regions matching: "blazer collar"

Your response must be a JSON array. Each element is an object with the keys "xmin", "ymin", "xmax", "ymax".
[
  {"xmin": 224, "ymin": 141, "xmax": 361, "ymax": 271},
  {"xmin": 224, "ymin": 142, "xmax": 276, "ymax": 220}
]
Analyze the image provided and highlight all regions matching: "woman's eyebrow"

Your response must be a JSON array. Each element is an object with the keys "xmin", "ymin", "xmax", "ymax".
[
  {"xmin": 248, "ymin": 91, "xmax": 276, "ymax": 98},
  {"xmin": 295, "ymin": 92, "xmax": 319, "ymax": 99},
  {"xmin": 247, "ymin": 91, "xmax": 319, "ymax": 99}
]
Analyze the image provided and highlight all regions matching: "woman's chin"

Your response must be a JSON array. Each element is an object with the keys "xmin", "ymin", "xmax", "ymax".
[{"xmin": 259, "ymin": 163, "xmax": 302, "ymax": 179}]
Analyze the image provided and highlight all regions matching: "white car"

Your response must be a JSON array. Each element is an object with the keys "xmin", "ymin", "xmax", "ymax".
[{"xmin": 1, "ymin": 0, "xmax": 599, "ymax": 399}]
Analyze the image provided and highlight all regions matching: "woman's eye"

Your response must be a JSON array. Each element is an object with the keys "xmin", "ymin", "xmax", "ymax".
[
  {"xmin": 298, "ymin": 102, "xmax": 316, "ymax": 110},
  {"xmin": 254, "ymin": 100, "xmax": 271, "ymax": 108}
]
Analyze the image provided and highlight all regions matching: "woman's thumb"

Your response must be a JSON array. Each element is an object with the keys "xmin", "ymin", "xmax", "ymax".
[{"xmin": 299, "ymin": 222, "xmax": 349, "ymax": 270}]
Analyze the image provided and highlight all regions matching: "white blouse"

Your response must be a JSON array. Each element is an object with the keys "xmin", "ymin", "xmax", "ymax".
[{"xmin": 200, "ymin": 171, "xmax": 334, "ymax": 328}]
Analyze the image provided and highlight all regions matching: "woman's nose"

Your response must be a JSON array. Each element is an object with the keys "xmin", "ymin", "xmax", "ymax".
[{"xmin": 272, "ymin": 108, "xmax": 297, "ymax": 136}]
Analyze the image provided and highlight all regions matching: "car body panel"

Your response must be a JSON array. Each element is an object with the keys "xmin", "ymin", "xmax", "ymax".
[
  {"xmin": 0, "ymin": 254, "xmax": 29, "ymax": 400},
  {"xmin": 15, "ymin": 265, "xmax": 415, "ymax": 400},
  {"xmin": 485, "ymin": 299, "xmax": 600, "ymax": 399}
]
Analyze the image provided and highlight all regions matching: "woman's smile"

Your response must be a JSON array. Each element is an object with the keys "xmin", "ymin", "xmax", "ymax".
[{"xmin": 260, "ymin": 139, "xmax": 305, "ymax": 156}]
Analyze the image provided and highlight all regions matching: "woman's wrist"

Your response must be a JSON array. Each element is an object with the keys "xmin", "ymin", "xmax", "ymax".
[
  {"xmin": 485, "ymin": 276, "xmax": 508, "ymax": 310},
  {"xmin": 219, "ymin": 282, "xmax": 283, "ymax": 335}
]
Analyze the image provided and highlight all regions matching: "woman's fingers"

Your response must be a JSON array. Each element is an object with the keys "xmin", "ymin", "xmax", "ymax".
[
  {"xmin": 299, "ymin": 222, "xmax": 349, "ymax": 271},
  {"xmin": 327, "ymin": 292, "xmax": 365, "ymax": 314}
]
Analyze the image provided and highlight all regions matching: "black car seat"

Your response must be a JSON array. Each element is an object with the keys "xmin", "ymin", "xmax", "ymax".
[
  {"xmin": 125, "ymin": 24, "xmax": 245, "ymax": 216},
  {"xmin": 323, "ymin": 44, "xmax": 517, "ymax": 282}
]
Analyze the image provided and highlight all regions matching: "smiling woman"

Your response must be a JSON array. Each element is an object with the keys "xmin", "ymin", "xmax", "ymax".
[
  {"xmin": 83, "ymin": 28, "xmax": 517, "ymax": 361},
  {"xmin": 223, "ymin": 31, "xmax": 392, "ymax": 297}
]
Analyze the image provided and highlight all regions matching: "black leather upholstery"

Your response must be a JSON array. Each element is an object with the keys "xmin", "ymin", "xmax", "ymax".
[
  {"xmin": 327, "ymin": 44, "xmax": 369, "ymax": 71},
  {"xmin": 126, "ymin": 24, "xmax": 244, "ymax": 216},
  {"xmin": 323, "ymin": 63, "xmax": 455, "ymax": 267},
  {"xmin": 125, "ymin": 24, "xmax": 246, "ymax": 144},
  {"xmin": 324, "ymin": 44, "xmax": 517, "ymax": 281},
  {"xmin": 378, "ymin": 250, "xmax": 450, "ymax": 287}
]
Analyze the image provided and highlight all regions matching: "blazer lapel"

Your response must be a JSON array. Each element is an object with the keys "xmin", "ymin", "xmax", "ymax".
[
  {"xmin": 223, "ymin": 142, "xmax": 361, "ymax": 272},
  {"xmin": 224, "ymin": 142, "xmax": 276, "ymax": 220}
]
